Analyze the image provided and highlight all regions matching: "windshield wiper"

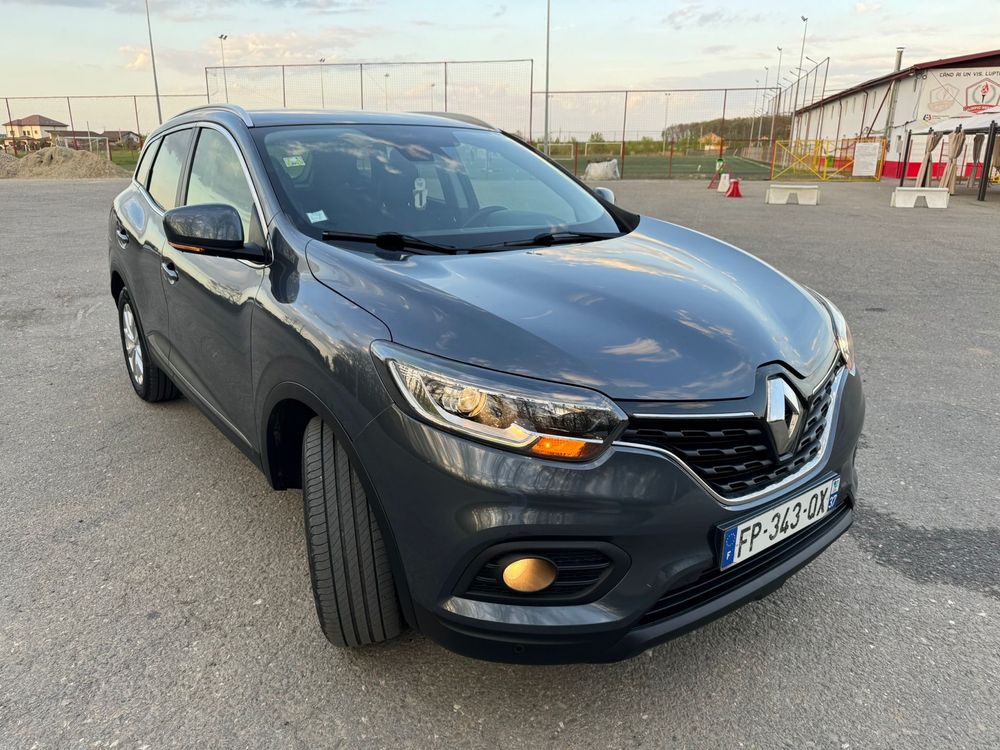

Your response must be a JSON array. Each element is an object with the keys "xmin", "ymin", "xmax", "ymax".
[
  {"xmin": 320, "ymin": 231, "xmax": 459, "ymax": 255},
  {"xmin": 474, "ymin": 230, "xmax": 620, "ymax": 250}
]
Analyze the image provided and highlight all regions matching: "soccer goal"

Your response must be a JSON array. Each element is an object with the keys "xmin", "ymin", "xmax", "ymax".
[{"xmin": 55, "ymin": 136, "xmax": 111, "ymax": 159}]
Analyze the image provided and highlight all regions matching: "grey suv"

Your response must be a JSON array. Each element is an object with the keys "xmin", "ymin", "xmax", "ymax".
[{"xmin": 108, "ymin": 105, "xmax": 864, "ymax": 663}]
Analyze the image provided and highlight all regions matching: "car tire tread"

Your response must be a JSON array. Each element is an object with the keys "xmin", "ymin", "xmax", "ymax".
[{"xmin": 303, "ymin": 416, "xmax": 402, "ymax": 647}]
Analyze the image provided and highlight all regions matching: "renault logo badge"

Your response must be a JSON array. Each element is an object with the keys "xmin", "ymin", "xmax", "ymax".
[{"xmin": 765, "ymin": 377, "xmax": 804, "ymax": 455}]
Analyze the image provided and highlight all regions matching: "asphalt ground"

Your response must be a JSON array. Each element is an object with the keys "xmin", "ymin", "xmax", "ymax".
[{"xmin": 1, "ymin": 177, "xmax": 997, "ymax": 749}]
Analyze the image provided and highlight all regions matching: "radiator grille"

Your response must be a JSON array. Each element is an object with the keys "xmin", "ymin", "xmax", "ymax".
[{"xmin": 622, "ymin": 373, "xmax": 837, "ymax": 498}]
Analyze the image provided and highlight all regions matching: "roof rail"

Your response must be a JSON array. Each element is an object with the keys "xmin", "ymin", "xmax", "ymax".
[
  {"xmin": 173, "ymin": 103, "xmax": 254, "ymax": 127},
  {"xmin": 411, "ymin": 111, "xmax": 495, "ymax": 129}
]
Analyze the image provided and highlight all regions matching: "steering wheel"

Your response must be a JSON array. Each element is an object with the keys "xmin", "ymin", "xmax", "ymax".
[{"xmin": 462, "ymin": 205, "xmax": 507, "ymax": 228}]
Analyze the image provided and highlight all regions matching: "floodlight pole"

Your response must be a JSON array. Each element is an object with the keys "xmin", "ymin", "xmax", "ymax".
[
  {"xmin": 144, "ymin": 0, "xmax": 162, "ymax": 125},
  {"xmin": 219, "ymin": 35, "xmax": 229, "ymax": 103},
  {"xmin": 792, "ymin": 16, "xmax": 808, "ymax": 142},
  {"xmin": 544, "ymin": 0, "xmax": 551, "ymax": 155},
  {"xmin": 319, "ymin": 58, "xmax": 326, "ymax": 108},
  {"xmin": 757, "ymin": 65, "xmax": 769, "ymax": 141}
]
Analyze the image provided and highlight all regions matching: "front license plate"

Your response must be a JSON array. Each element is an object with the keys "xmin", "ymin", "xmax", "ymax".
[{"xmin": 719, "ymin": 476, "xmax": 841, "ymax": 570}]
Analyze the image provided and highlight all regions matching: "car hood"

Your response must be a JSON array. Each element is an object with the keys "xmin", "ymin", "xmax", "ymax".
[{"xmin": 305, "ymin": 216, "xmax": 835, "ymax": 400}]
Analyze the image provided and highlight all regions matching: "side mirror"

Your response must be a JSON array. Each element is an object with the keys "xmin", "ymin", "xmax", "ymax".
[
  {"xmin": 593, "ymin": 186, "xmax": 615, "ymax": 204},
  {"xmin": 163, "ymin": 204, "xmax": 266, "ymax": 263}
]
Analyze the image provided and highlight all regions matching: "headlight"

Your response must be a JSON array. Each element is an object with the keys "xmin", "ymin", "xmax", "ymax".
[
  {"xmin": 371, "ymin": 342, "xmax": 627, "ymax": 461},
  {"xmin": 812, "ymin": 292, "xmax": 856, "ymax": 374}
]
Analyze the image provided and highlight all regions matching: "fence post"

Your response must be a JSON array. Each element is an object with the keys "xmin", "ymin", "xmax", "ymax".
[
  {"xmin": 4, "ymin": 98, "xmax": 12, "ymax": 152},
  {"xmin": 359, "ymin": 63, "xmax": 365, "ymax": 109},
  {"xmin": 573, "ymin": 141, "xmax": 579, "ymax": 175},
  {"xmin": 719, "ymin": 89, "xmax": 727, "ymax": 159},
  {"xmin": 668, "ymin": 141, "xmax": 674, "ymax": 178},
  {"xmin": 66, "ymin": 96, "xmax": 78, "ymax": 149},
  {"xmin": 769, "ymin": 88, "xmax": 779, "ymax": 145},
  {"xmin": 443, "ymin": 62, "xmax": 448, "ymax": 112},
  {"xmin": 528, "ymin": 59, "xmax": 534, "ymax": 142},
  {"xmin": 620, "ymin": 90, "xmax": 628, "ymax": 178},
  {"xmin": 281, "ymin": 65, "xmax": 287, "ymax": 107}
]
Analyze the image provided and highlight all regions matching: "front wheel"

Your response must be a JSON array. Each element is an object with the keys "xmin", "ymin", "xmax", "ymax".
[{"xmin": 302, "ymin": 416, "xmax": 403, "ymax": 647}]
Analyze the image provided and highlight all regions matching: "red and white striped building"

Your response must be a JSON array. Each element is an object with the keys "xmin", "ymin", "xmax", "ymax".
[{"xmin": 792, "ymin": 49, "xmax": 1000, "ymax": 179}]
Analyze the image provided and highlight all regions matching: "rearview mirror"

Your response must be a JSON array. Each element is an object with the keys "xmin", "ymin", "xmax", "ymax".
[
  {"xmin": 593, "ymin": 186, "xmax": 615, "ymax": 204},
  {"xmin": 163, "ymin": 204, "xmax": 266, "ymax": 263}
]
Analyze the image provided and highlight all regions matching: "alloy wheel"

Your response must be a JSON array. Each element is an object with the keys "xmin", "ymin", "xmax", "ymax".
[{"xmin": 121, "ymin": 302, "xmax": 144, "ymax": 386}]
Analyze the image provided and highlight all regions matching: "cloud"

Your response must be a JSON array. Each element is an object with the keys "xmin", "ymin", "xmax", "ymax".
[
  {"xmin": 120, "ymin": 45, "xmax": 150, "ymax": 71},
  {"xmin": 154, "ymin": 25, "xmax": 373, "ymax": 78},
  {"xmin": 0, "ymin": 0, "xmax": 377, "ymax": 14},
  {"xmin": 664, "ymin": 2, "xmax": 762, "ymax": 30},
  {"xmin": 703, "ymin": 44, "xmax": 736, "ymax": 56},
  {"xmin": 854, "ymin": 2, "xmax": 882, "ymax": 14}
]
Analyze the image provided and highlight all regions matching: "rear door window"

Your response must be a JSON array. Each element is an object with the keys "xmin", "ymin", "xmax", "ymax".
[{"xmin": 147, "ymin": 129, "xmax": 193, "ymax": 210}]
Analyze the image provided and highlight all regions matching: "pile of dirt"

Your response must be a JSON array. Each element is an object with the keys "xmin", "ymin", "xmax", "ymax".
[
  {"xmin": 1, "ymin": 147, "xmax": 130, "ymax": 179},
  {"xmin": 0, "ymin": 152, "xmax": 18, "ymax": 178}
]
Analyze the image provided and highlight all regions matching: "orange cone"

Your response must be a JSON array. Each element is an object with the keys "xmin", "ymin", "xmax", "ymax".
[{"xmin": 725, "ymin": 178, "xmax": 743, "ymax": 198}]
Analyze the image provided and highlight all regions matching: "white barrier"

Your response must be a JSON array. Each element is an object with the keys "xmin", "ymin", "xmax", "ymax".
[
  {"xmin": 583, "ymin": 159, "xmax": 620, "ymax": 181},
  {"xmin": 890, "ymin": 187, "xmax": 950, "ymax": 208},
  {"xmin": 766, "ymin": 183, "xmax": 820, "ymax": 205},
  {"xmin": 716, "ymin": 173, "xmax": 731, "ymax": 193}
]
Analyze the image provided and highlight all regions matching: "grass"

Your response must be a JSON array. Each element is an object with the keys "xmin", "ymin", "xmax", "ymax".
[{"xmin": 110, "ymin": 149, "xmax": 140, "ymax": 170}]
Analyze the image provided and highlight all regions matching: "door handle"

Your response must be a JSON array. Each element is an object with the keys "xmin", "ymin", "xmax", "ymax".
[{"xmin": 161, "ymin": 260, "xmax": 179, "ymax": 284}]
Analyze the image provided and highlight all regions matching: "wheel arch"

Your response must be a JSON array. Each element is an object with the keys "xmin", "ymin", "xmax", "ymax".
[
  {"xmin": 258, "ymin": 381, "xmax": 416, "ymax": 626},
  {"xmin": 110, "ymin": 268, "xmax": 126, "ymax": 302}
]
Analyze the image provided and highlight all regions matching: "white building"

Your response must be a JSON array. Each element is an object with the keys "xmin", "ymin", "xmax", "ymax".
[
  {"xmin": 3, "ymin": 114, "xmax": 68, "ymax": 140},
  {"xmin": 792, "ymin": 49, "xmax": 1000, "ymax": 178}
]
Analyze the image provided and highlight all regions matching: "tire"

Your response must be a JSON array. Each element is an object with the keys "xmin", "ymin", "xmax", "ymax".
[
  {"xmin": 302, "ymin": 416, "xmax": 402, "ymax": 647},
  {"xmin": 117, "ymin": 288, "xmax": 180, "ymax": 403}
]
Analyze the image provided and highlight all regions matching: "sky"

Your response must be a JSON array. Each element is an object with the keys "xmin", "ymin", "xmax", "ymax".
[{"xmin": 2, "ymin": 0, "xmax": 1000, "ymax": 99}]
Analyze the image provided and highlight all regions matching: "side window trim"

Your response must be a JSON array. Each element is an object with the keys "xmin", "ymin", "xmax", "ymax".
[{"xmin": 176, "ymin": 127, "xmax": 201, "ymax": 209}]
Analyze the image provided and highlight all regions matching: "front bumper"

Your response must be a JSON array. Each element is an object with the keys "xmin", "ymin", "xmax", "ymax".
[{"xmin": 354, "ymin": 369, "xmax": 865, "ymax": 664}]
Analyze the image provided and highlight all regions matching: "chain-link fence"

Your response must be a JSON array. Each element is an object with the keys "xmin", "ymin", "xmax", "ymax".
[
  {"xmin": 3, "ymin": 94, "xmax": 209, "ymax": 139},
  {"xmin": 205, "ymin": 59, "xmax": 534, "ymax": 136},
  {"xmin": 531, "ymin": 87, "xmax": 783, "ymax": 179},
  {"xmin": 3, "ymin": 71, "xmax": 821, "ymax": 181},
  {"xmin": 2, "ymin": 94, "xmax": 209, "ymax": 168}
]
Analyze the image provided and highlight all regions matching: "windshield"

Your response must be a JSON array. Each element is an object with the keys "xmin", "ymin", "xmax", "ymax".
[{"xmin": 252, "ymin": 123, "xmax": 624, "ymax": 250}]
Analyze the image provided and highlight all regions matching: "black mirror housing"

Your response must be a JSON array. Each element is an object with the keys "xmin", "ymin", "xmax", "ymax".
[{"xmin": 163, "ymin": 204, "xmax": 266, "ymax": 262}]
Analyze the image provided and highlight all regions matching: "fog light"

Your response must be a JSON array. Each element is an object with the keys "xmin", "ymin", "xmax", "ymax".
[{"xmin": 501, "ymin": 557, "xmax": 557, "ymax": 593}]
